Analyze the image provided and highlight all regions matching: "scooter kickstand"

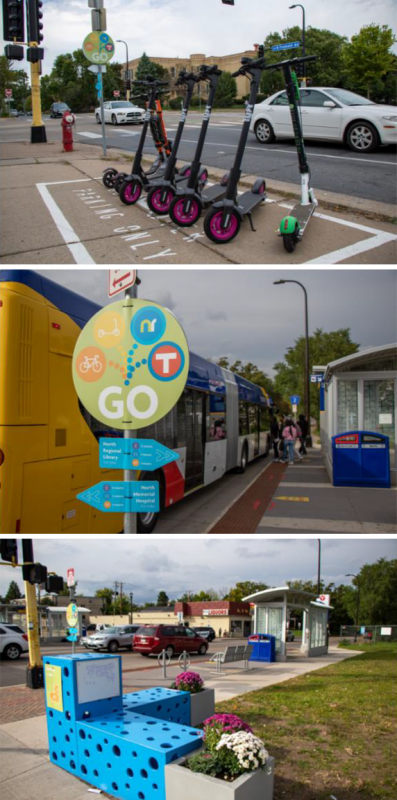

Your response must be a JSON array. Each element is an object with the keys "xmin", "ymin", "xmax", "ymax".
[{"xmin": 247, "ymin": 213, "xmax": 256, "ymax": 232}]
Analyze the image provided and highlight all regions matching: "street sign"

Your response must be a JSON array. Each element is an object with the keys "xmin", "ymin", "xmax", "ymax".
[
  {"xmin": 5, "ymin": 89, "xmax": 12, "ymax": 98},
  {"xmin": 113, "ymin": 90, "xmax": 120, "ymax": 97},
  {"xmin": 66, "ymin": 568, "xmax": 75, "ymax": 587},
  {"xmin": 87, "ymin": 64, "xmax": 107, "ymax": 73},
  {"xmin": 271, "ymin": 41, "xmax": 301, "ymax": 51},
  {"xmin": 72, "ymin": 298, "xmax": 189, "ymax": 431},
  {"xmin": 108, "ymin": 269, "xmax": 136, "ymax": 297},
  {"xmin": 67, "ymin": 632, "xmax": 79, "ymax": 642},
  {"xmin": 99, "ymin": 437, "xmax": 180, "ymax": 470},
  {"xmin": 83, "ymin": 31, "xmax": 115, "ymax": 64},
  {"xmin": 68, "ymin": 627, "xmax": 79, "ymax": 635},
  {"xmin": 317, "ymin": 594, "xmax": 331, "ymax": 606},
  {"xmin": 66, "ymin": 603, "xmax": 78, "ymax": 627},
  {"xmin": 290, "ymin": 395, "xmax": 301, "ymax": 406},
  {"xmin": 77, "ymin": 480, "xmax": 159, "ymax": 513},
  {"xmin": 311, "ymin": 374, "xmax": 324, "ymax": 384},
  {"xmin": 292, "ymin": 404, "xmax": 297, "ymax": 413}
]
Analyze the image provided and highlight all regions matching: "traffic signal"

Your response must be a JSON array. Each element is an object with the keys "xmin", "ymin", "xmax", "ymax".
[
  {"xmin": 22, "ymin": 562, "xmax": 47, "ymax": 584},
  {"xmin": 0, "ymin": 539, "xmax": 18, "ymax": 564},
  {"xmin": 294, "ymin": 61, "xmax": 305, "ymax": 78},
  {"xmin": 26, "ymin": 46, "xmax": 44, "ymax": 62},
  {"xmin": 4, "ymin": 43, "xmax": 24, "ymax": 60},
  {"xmin": 2, "ymin": 0, "xmax": 25, "ymax": 42},
  {"xmin": 45, "ymin": 575, "xmax": 64, "ymax": 594},
  {"xmin": 221, "ymin": 1, "xmax": 235, "ymax": 4},
  {"xmin": 27, "ymin": 0, "xmax": 44, "ymax": 43}
]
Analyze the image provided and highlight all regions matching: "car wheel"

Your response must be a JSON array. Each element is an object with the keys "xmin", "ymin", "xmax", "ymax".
[
  {"xmin": 96, "ymin": 114, "xmax": 101, "ymax": 124},
  {"xmin": 165, "ymin": 645, "xmax": 174, "ymax": 658},
  {"xmin": 107, "ymin": 640, "xmax": 119, "ymax": 652},
  {"xmin": 254, "ymin": 119, "xmax": 275, "ymax": 144},
  {"xmin": 112, "ymin": 115, "xmax": 118, "ymax": 126},
  {"xmin": 4, "ymin": 644, "xmax": 22, "ymax": 660},
  {"xmin": 198, "ymin": 643, "xmax": 208, "ymax": 656},
  {"xmin": 347, "ymin": 121, "xmax": 379, "ymax": 153},
  {"xmin": 140, "ymin": 653, "xmax": 150, "ymax": 657}
]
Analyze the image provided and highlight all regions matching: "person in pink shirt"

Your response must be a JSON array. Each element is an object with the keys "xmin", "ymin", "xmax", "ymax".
[{"xmin": 282, "ymin": 418, "xmax": 303, "ymax": 465}]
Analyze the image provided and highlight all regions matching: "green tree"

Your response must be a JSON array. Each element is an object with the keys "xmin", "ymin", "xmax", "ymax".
[
  {"xmin": 0, "ymin": 56, "xmax": 29, "ymax": 114},
  {"xmin": 156, "ymin": 591, "xmax": 169, "ymax": 606},
  {"xmin": 40, "ymin": 49, "xmax": 124, "ymax": 112},
  {"xmin": 273, "ymin": 328, "xmax": 359, "ymax": 423},
  {"xmin": 191, "ymin": 589, "xmax": 219, "ymax": 601},
  {"xmin": 135, "ymin": 52, "xmax": 167, "ymax": 83},
  {"xmin": 344, "ymin": 559, "xmax": 397, "ymax": 625},
  {"xmin": 224, "ymin": 581, "xmax": 268, "ymax": 602},
  {"xmin": 215, "ymin": 358, "xmax": 287, "ymax": 413},
  {"xmin": 95, "ymin": 587, "xmax": 113, "ymax": 614},
  {"xmin": 214, "ymin": 72, "xmax": 237, "ymax": 108},
  {"xmin": 5, "ymin": 580, "xmax": 22, "ymax": 602},
  {"xmin": 343, "ymin": 24, "xmax": 397, "ymax": 99}
]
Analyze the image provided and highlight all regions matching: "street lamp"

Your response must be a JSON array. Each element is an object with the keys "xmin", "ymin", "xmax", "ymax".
[
  {"xmin": 273, "ymin": 279, "xmax": 312, "ymax": 446},
  {"xmin": 317, "ymin": 539, "xmax": 321, "ymax": 596},
  {"xmin": 117, "ymin": 39, "xmax": 130, "ymax": 101},
  {"xmin": 345, "ymin": 573, "xmax": 360, "ymax": 643},
  {"xmin": 289, "ymin": 3, "xmax": 306, "ymax": 86},
  {"xmin": 129, "ymin": 592, "xmax": 133, "ymax": 624}
]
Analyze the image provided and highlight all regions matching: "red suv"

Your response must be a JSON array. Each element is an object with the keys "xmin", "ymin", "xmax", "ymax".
[{"xmin": 134, "ymin": 625, "xmax": 209, "ymax": 658}]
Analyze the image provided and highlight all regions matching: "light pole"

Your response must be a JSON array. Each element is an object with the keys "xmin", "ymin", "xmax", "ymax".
[
  {"xmin": 273, "ymin": 279, "xmax": 312, "ymax": 446},
  {"xmin": 117, "ymin": 39, "xmax": 130, "ymax": 101},
  {"xmin": 129, "ymin": 592, "xmax": 133, "ymax": 624},
  {"xmin": 289, "ymin": 4, "xmax": 306, "ymax": 86},
  {"xmin": 317, "ymin": 539, "xmax": 321, "ymax": 596},
  {"xmin": 346, "ymin": 573, "xmax": 360, "ymax": 643}
]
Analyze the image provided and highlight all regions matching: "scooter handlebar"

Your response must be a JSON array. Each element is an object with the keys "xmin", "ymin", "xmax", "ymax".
[
  {"xmin": 232, "ymin": 54, "xmax": 267, "ymax": 77},
  {"xmin": 132, "ymin": 78, "xmax": 169, "ymax": 87},
  {"xmin": 175, "ymin": 70, "xmax": 201, "ymax": 86},
  {"xmin": 262, "ymin": 54, "xmax": 317, "ymax": 71},
  {"xmin": 198, "ymin": 64, "xmax": 222, "ymax": 78}
]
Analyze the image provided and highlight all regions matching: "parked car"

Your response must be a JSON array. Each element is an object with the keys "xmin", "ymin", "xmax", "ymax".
[
  {"xmin": 250, "ymin": 87, "xmax": 397, "ymax": 153},
  {"xmin": 50, "ymin": 102, "xmax": 71, "ymax": 118},
  {"xmin": 192, "ymin": 626, "xmax": 216, "ymax": 642},
  {"xmin": 0, "ymin": 623, "xmax": 29, "ymax": 660},
  {"xmin": 95, "ymin": 100, "xmax": 145, "ymax": 125},
  {"xmin": 133, "ymin": 625, "xmax": 209, "ymax": 658},
  {"xmin": 10, "ymin": 109, "xmax": 19, "ymax": 117},
  {"xmin": 81, "ymin": 625, "xmax": 137, "ymax": 652}
]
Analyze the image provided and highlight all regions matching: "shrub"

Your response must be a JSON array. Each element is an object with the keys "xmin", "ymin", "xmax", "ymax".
[{"xmin": 169, "ymin": 95, "xmax": 184, "ymax": 110}]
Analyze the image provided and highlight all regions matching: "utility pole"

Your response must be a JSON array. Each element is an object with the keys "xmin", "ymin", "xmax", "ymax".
[
  {"xmin": 124, "ymin": 278, "xmax": 139, "ymax": 534},
  {"xmin": 317, "ymin": 539, "xmax": 321, "ymax": 596},
  {"xmin": 119, "ymin": 581, "xmax": 124, "ymax": 614},
  {"xmin": 129, "ymin": 592, "xmax": 133, "ymax": 624},
  {"xmin": 22, "ymin": 540, "xmax": 43, "ymax": 688},
  {"xmin": 27, "ymin": 0, "xmax": 47, "ymax": 143}
]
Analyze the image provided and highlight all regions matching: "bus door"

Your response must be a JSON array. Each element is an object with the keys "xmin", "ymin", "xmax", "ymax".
[
  {"xmin": 185, "ymin": 389, "xmax": 205, "ymax": 491},
  {"xmin": 248, "ymin": 404, "xmax": 260, "ymax": 457}
]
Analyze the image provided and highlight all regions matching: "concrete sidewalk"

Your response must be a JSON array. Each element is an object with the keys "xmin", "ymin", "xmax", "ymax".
[
  {"xmin": 0, "ymin": 647, "xmax": 362, "ymax": 800},
  {"xmin": 1, "ymin": 140, "xmax": 396, "ymax": 265}
]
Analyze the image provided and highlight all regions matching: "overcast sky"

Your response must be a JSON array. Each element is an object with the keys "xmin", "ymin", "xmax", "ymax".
[
  {"xmin": 1, "ymin": 0, "xmax": 396, "ymax": 76},
  {"xmin": 1, "ymin": 538, "xmax": 396, "ymax": 601},
  {"xmin": 38, "ymin": 268, "xmax": 397, "ymax": 378}
]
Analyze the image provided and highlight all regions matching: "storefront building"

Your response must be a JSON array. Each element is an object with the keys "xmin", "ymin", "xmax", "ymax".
[
  {"xmin": 317, "ymin": 344, "xmax": 396, "ymax": 485},
  {"xmin": 90, "ymin": 601, "xmax": 252, "ymax": 636}
]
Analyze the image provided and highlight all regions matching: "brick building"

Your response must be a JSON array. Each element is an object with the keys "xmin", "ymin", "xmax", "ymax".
[{"xmin": 174, "ymin": 600, "xmax": 253, "ymax": 636}]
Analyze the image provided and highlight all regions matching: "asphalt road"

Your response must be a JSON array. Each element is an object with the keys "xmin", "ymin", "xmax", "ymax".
[
  {"xmin": 1, "ymin": 112, "xmax": 396, "ymax": 205},
  {"xmin": 0, "ymin": 637, "xmax": 304, "ymax": 688}
]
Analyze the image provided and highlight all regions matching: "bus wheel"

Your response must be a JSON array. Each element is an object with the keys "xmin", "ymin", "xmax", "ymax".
[
  {"xmin": 237, "ymin": 444, "xmax": 248, "ymax": 474},
  {"xmin": 137, "ymin": 511, "xmax": 158, "ymax": 533}
]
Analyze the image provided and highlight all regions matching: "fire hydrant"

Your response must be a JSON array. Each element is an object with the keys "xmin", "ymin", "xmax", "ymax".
[{"xmin": 61, "ymin": 111, "xmax": 76, "ymax": 152}]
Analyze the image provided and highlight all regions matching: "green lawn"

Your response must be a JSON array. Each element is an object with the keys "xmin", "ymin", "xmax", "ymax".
[{"xmin": 215, "ymin": 643, "xmax": 397, "ymax": 800}]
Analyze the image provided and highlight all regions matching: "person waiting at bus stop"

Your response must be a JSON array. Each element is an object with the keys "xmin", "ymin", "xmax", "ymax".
[
  {"xmin": 270, "ymin": 415, "xmax": 282, "ymax": 462},
  {"xmin": 282, "ymin": 418, "xmax": 303, "ymax": 465},
  {"xmin": 298, "ymin": 413, "xmax": 309, "ymax": 455}
]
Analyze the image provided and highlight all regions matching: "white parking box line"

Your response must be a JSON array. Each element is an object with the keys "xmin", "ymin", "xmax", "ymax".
[{"xmin": 36, "ymin": 182, "xmax": 95, "ymax": 264}]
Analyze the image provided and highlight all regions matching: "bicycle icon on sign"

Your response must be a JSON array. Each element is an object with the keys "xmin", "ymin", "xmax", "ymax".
[
  {"xmin": 97, "ymin": 318, "xmax": 121, "ymax": 339},
  {"xmin": 79, "ymin": 355, "xmax": 103, "ymax": 374}
]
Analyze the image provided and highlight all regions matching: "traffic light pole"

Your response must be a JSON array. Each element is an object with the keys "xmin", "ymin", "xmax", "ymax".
[
  {"xmin": 124, "ymin": 280, "xmax": 138, "ymax": 534},
  {"xmin": 22, "ymin": 540, "xmax": 44, "ymax": 689},
  {"xmin": 30, "ymin": 47, "xmax": 47, "ymax": 143}
]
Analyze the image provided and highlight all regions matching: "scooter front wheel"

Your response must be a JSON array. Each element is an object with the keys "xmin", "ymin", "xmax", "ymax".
[
  {"xmin": 114, "ymin": 172, "xmax": 128, "ymax": 194},
  {"xmin": 119, "ymin": 180, "xmax": 142, "ymax": 206},
  {"xmin": 283, "ymin": 233, "xmax": 297, "ymax": 253},
  {"xmin": 147, "ymin": 186, "xmax": 175, "ymax": 215},
  {"xmin": 204, "ymin": 208, "xmax": 241, "ymax": 244},
  {"xmin": 102, "ymin": 168, "xmax": 118, "ymax": 189},
  {"xmin": 169, "ymin": 195, "xmax": 202, "ymax": 227}
]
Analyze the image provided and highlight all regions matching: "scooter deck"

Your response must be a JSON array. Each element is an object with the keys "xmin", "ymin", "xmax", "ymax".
[
  {"xmin": 290, "ymin": 202, "xmax": 316, "ymax": 234},
  {"xmin": 201, "ymin": 184, "xmax": 227, "ymax": 205},
  {"xmin": 237, "ymin": 191, "xmax": 266, "ymax": 215}
]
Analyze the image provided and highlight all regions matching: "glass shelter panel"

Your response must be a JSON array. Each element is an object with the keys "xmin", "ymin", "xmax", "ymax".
[
  {"xmin": 364, "ymin": 380, "xmax": 395, "ymax": 469},
  {"xmin": 268, "ymin": 607, "xmax": 283, "ymax": 653},
  {"xmin": 310, "ymin": 608, "xmax": 326, "ymax": 649},
  {"xmin": 337, "ymin": 380, "xmax": 358, "ymax": 431}
]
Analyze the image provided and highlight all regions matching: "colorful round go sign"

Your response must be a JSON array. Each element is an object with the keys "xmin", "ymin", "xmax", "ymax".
[
  {"xmin": 66, "ymin": 603, "xmax": 78, "ymax": 627},
  {"xmin": 83, "ymin": 31, "xmax": 115, "ymax": 64},
  {"xmin": 72, "ymin": 299, "xmax": 189, "ymax": 430}
]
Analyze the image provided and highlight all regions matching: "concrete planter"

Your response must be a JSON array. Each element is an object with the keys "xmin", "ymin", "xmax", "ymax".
[
  {"xmin": 190, "ymin": 688, "xmax": 215, "ymax": 727},
  {"xmin": 165, "ymin": 753, "xmax": 275, "ymax": 800}
]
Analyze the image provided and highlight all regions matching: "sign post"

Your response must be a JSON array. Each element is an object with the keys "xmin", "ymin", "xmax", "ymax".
[
  {"xmin": 83, "ymin": 9, "xmax": 115, "ymax": 158},
  {"xmin": 72, "ymin": 275, "xmax": 189, "ymax": 534}
]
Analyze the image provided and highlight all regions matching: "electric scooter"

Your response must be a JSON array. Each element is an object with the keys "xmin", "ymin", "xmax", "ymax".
[
  {"xmin": 168, "ymin": 64, "xmax": 229, "ymax": 228},
  {"xmin": 262, "ymin": 54, "xmax": 318, "ymax": 253},
  {"xmin": 102, "ymin": 77, "xmax": 172, "ymax": 197},
  {"xmin": 203, "ymin": 47, "xmax": 268, "ymax": 244},
  {"xmin": 146, "ymin": 70, "xmax": 207, "ymax": 216}
]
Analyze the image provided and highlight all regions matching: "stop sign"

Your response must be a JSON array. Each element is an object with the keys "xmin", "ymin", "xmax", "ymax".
[{"xmin": 113, "ymin": 90, "xmax": 120, "ymax": 97}]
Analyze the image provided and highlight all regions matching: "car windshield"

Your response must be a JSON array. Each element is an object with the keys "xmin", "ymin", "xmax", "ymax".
[
  {"xmin": 111, "ymin": 102, "xmax": 135, "ymax": 108},
  {"xmin": 136, "ymin": 627, "xmax": 156, "ymax": 635},
  {"xmin": 325, "ymin": 89, "xmax": 375, "ymax": 106},
  {"xmin": 54, "ymin": 103, "xmax": 68, "ymax": 110}
]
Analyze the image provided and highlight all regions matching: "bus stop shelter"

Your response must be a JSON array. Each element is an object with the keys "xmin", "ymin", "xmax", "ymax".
[{"xmin": 243, "ymin": 587, "xmax": 331, "ymax": 661}]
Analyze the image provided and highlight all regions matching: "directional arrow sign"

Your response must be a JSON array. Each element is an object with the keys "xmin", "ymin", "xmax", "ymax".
[
  {"xmin": 108, "ymin": 269, "xmax": 137, "ymax": 297},
  {"xmin": 290, "ymin": 395, "xmax": 301, "ymax": 406},
  {"xmin": 271, "ymin": 41, "xmax": 301, "ymax": 51},
  {"xmin": 99, "ymin": 437, "xmax": 179, "ymax": 470},
  {"xmin": 77, "ymin": 481, "xmax": 159, "ymax": 513}
]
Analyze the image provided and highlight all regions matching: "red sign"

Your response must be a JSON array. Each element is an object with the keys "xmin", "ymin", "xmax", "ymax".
[
  {"xmin": 113, "ymin": 90, "xmax": 120, "ymax": 97},
  {"xmin": 67, "ymin": 568, "xmax": 75, "ymax": 587},
  {"xmin": 5, "ymin": 89, "xmax": 12, "ymax": 98},
  {"xmin": 149, "ymin": 344, "xmax": 183, "ymax": 380},
  {"xmin": 108, "ymin": 269, "xmax": 137, "ymax": 297}
]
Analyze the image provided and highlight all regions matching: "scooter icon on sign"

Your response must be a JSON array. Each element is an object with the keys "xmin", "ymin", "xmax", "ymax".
[{"xmin": 97, "ymin": 319, "xmax": 121, "ymax": 339}]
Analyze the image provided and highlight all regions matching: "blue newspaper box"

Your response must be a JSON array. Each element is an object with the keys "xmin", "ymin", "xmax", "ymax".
[
  {"xmin": 332, "ymin": 431, "xmax": 390, "ymax": 488},
  {"xmin": 248, "ymin": 634, "xmax": 276, "ymax": 663}
]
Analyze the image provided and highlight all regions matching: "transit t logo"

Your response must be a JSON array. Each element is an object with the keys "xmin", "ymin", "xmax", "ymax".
[{"xmin": 72, "ymin": 299, "xmax": 189, "ymax": 431}]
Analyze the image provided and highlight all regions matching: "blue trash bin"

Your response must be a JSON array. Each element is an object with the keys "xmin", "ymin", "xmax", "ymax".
[
  {"xmin": 332, "ymin": 431, "xmax": 390, "ymax": 488},
  {"xmin": 248, "ymin": 634, "xmax": 276, "ymax": 663}
]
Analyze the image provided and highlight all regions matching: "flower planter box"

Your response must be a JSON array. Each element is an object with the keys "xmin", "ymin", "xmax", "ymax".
[
  {"xmin": 190, "ymin": 688, "xmax": 215, "ymax": 727},
  {"xmin": 165, "ymin": 753, "xmax": 275, "ymax": 800}
]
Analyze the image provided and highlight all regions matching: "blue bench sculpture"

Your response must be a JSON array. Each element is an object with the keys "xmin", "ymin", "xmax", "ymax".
[{"xmin": 43, "ymin": 653, "xmax": 202, "ymax": 800}]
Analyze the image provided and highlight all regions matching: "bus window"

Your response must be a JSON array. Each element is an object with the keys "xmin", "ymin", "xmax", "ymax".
[
  {"xmin": 239, "ymin": 402, "xmax": 249, "ymax": 436},
  {"xmin": 248, "ymin": 404, "xmax": 259, "ymax": 433},
  {"xmin": 260, "ymin": 406, "xmax": 271, "ymax": 432},
  {"xmin": 208, "ymin": 395, "xmax": 226, "ymax": 441},
  {"xmin": 176, "ymin": 393, "xmax": 187, "ymax": 447}
]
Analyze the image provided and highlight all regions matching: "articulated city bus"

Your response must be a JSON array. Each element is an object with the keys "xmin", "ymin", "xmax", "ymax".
[{"xmin": 0, "ymin": 271, "xmax": 272, "ymax": 534}]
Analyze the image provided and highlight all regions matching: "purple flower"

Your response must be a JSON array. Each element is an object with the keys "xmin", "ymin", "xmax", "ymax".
[{"xmin": 174, "ymin": 671, "xmax": 204, "ymax": 693}]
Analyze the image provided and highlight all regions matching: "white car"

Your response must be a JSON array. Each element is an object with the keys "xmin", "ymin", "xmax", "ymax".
[
  {"xmin": 250, "ymin": 87, "xmax": 397, "ymax": 153},
  {"xmin": 95, "ymin": 101, "xmax": 145, "ymax": 126},
  {"xmin": 0, "ymin": 623, "xmax": 29, "ymax": 660}
]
